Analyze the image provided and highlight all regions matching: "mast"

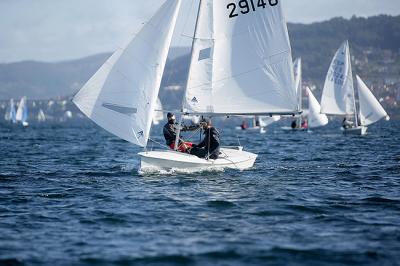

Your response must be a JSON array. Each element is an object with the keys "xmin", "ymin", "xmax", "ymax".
[
  {"xmin": 347, "ymin": 41, "xmax": 359, "ymax": 127},
  {"xmin": 174, "ymin": 0, "xmax": 203, "ymax": 150},
  {"xmin": 295, "ymin": 58, "xmax": 302, "ymax": 128}
]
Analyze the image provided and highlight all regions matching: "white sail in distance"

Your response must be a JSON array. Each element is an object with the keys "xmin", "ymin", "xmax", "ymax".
[
  {"xmin": 73, "ymin": 0, "xmax": 181, "ymax": 147},
  {"xmin": 293, "ymin": 58, "xmax": 302, "ymax": 112},
  {"xmin": 183, "ymin": 0, "xmax": 298, "ymax": 116},
  {"xmin": 321, "ymin": 41, "xmax": 356, "ymax": 116},
  {"xmin": 259, "ymin": 115, "xmax": 281, "ymax": 127},
  {"xmin": 307, "ymin": 87, "xmax": 328, "ymax": 128},
  {"xmin": 5, "ymin": 99, "xmax": 17, "ymax": 122},
  {"xmin": 356, "ymin": 76, "xmax": 389, "ymax": 126},
  {"xmin": 16, "ymin": 97, "xmax": 27, "ymax": 122},
  {"xmin": 37, "ymin": 109, "xmax": 46, "ymax": 122}
]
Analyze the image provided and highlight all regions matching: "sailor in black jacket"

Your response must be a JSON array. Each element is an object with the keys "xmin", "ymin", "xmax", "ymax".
[
  {"xmin": 163, "ymin": 112, "xmax": 199, "ymax": 152},
  {"xmin": 190, "ymin": 118, "xmax": 221, "ymax": 160}
]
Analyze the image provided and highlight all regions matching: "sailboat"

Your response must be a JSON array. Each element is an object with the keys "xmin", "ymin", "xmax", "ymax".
[
  {"xmin": 356, "ymin": 75, "xmax": 390, "ymax": 130},
  {"xmin": 306, "ymin": 87, "xmax": 328, "ymax": 129},
  {"xmin": 236, "ymin": 116, "xmax": 265, "ymax": 133},
  {"xmin": 37, "ymin": 109, "xmax": 46, "ymax": 122},
  {"xmin": 73, "ymin": 0, "xmax": 298, "ymax": 172},
  {"xmin": 5, "ymin": 99, "xmax": 17, "ymax": 123},
  {"xmin": 259, "ymin": 115, "xmax": 281, "ymax": 133},
  {"xmin": 282, "ymin": 57, "xmax": 306, "ymax": 131},
  {"xmin": 16, "ymin": 97, "xmax": 29, "ymax": 127},
  {"xmin": 152, "ymin": 98, "xmax": 164, "ymax": 125},
  {"xmin": 321, "ymin": 41, "xmax": 389, "ymax": 135}
]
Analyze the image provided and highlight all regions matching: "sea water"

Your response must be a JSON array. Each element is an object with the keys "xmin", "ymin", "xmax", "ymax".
[{"xmin": 0, "ymin": 120, "xmax": 399, "ymax": 265}]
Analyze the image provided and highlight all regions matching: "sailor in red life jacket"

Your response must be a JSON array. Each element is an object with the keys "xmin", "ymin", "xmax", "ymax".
[
  {"xmin": 301, "ymin": 119, "xmax": 308, "ymax": 129},
  {"xmin": 163, "ymin": 112, "xmax": 199, "ymax": 153}
]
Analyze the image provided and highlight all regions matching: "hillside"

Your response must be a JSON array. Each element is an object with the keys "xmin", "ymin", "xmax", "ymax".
[{"xmin": 0, "ymin": 15, "xmax": 399, "ymax": 115}]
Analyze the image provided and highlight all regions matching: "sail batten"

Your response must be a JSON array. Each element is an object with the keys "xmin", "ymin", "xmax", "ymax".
[
  {"xmin": 73, "ymin": 0, "xmax": 181, "ymax": 147},
  {"xmin": 183, "ymin": 0, "xmax": 297, "ymax": 116}
]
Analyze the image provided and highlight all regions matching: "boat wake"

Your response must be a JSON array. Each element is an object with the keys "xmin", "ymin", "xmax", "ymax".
[{"xmin": 138, "ymin": 166, "xmax": 225, "ymax": 176}]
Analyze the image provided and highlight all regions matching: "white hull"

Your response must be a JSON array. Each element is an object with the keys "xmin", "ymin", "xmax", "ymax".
[
  {"xmin": 139, "ymin": 147, "xmax": 257, "ymax": 172},
  {"xmin": 281, "ymin": 126, "xmax": 307, "ymax": 132},
  {"xmin": 235, "ymin": 126, "xmax": 265, "ymax": 132},
  {"xmin": 343, "ymin": 126, "xmax": 367, "ymax": 135}
]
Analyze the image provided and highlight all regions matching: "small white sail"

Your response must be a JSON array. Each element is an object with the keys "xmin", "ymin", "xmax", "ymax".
[
  {"xmin": 73, "ymin": 0, "xmax": 181, "ymax": 147},
  {"xmin": 37, "ymin": 109, "xmax": 46, "ymax": 122},
  {"xmin": 321, "ymin": 41, "xmax": 356, "ymax": 116},
  {"xmin": 16, "ymin": 97, "xmax": 27, "ymax": 122},
  {"xmin": 294, "ymin": 58, "xmax": 302, "ymax": 111},
  {"xmin": 22, "ymin": 104, "xmax": 29, "ymax": 124},
  {"xmin": 356, "ymin": 75, "xmax": 389, "ymax": 126},
  {"xmin": 259, "ymin": 115, "xmax": 281, "ymax": 127},
  {"xmin": 153, "ymin": 98, "xmax": 164, "ymax": 125},
  {"xmin": 307, "ymin": 87, "xmax": 328, "ymax": 128},
  {"xmin": 64, "ymin": 111, "xmax": 73, "ymax": 119},
  {"xmin": 48, "ymin": 100, "xmax": 55, "ymax": 108},
  {"xmin": 183, "ymin": 0, "xmax": 297, "ymax": 115},
  {"xmin": 5, "ymin": 99, "xmax": 17, "ymax": 122}
]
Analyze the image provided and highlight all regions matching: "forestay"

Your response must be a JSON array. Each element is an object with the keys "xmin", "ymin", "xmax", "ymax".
[
  {"xmin": 307, "ymin": 87, "xmax": 328, "ymax": 128},
  {"xmin": 73, "ymin": 0, "xmax": 181, "ymax": 147},
  {"xmin": 321, "ymin": 41, "xmax": 355, "ymax": 116},
  {"xmin": 183, "ymin": 0, "xmax": 298, "ymax": 116},
  {"xmin": 356, "ymin": 75, "xmax": 389, "ymax": 126}
]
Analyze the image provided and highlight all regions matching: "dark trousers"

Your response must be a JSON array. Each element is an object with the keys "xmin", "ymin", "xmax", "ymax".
[{"xmin": 190, "ymin": 147, "xmax": 219, "ymax": 160}]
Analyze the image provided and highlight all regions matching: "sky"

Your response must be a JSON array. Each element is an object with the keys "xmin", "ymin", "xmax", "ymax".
[{"xmin": 0, "ymin": 0, "xmax": 399, "ymax": 63}]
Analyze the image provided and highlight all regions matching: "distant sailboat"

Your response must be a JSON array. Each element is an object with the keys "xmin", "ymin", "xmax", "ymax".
[
  {"xmin": 321, "ymin": 41, "xmax": 389, "ymax": 135},
  {"xmin": 73, "ymin": 0, "xmax": 298, "ymax": 172},
  {"xmin": 282, "ymin": 57, "xmax": 306, "ymax": 131},
  {"xmin": 152, "ymin": 98, "xmax": 164, "ymax": 125},
  {"xmin": 64, "ymin": 111, "xmax": 73, "ymax": 119},
  {"xmin": 259, "ymin": 115, "xmax": 281, "ymax": 133},
  {"xmin": 307, "ymin": 87, "xmax": 328, "ymax": 129},
  {"xmin": 236, "ymin": 116, "xmax": 266, "ymax": 133},
  {"xmin": 356, "ymin": 75, "xmax": 390, "ymax": 128},
  {"xmin": 294, "ymin": 57, "xmax": 304, "ymax": 128},
  {"xmin": 37, "ymin": 109, "xmax": 46, "ymax": 122},
  {"xmin": 16, "ymin": 97, "xmax": 29, "ymax": 127},
  {"xmin": 5, "ymin": 99, "xmax": 17, "ymax": 123}
]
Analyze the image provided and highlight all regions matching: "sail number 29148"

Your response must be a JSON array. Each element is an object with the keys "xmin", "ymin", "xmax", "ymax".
[{"xmin": 227, "ymin": 0, "xmax": 278, "ymax": 18}]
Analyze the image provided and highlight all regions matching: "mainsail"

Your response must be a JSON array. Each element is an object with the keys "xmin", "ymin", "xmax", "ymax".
[
  {"xmin": 307, "ymin": 87, "xmax": 328, "ymax": 128},
  {"xmin": 356, "ymin": 75, "xmax": 389, "ymax": 126},
  {"xmin": 321, "ymin": 41, "xmax": 356, "ymax": 116},
  {"xmin": 183, "ymin": 0, "xmax": 298, "ymax": 116},
  {"xmin": 73, "ymin": 0, "xmax": 181, "ymax": 147}
]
